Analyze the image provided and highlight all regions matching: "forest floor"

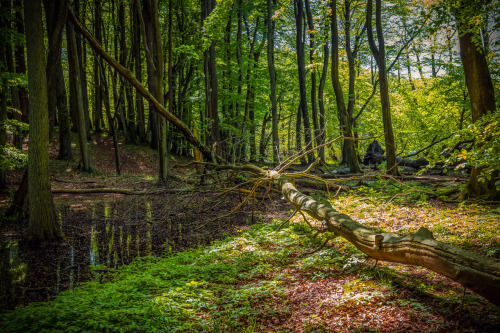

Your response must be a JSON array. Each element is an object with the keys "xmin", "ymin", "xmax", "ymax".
[{"xmin": 0, "ymin": 133, "xmax": 499, "ymax": 332}]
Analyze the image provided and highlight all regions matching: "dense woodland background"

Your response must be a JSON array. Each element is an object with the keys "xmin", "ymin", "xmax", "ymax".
[{"xmin": 0, "ymin": 0, "xmax": 499, "ymax": 331}]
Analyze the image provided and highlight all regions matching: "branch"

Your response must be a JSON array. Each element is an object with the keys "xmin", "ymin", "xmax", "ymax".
[{"xmin": 402, "ymin": 134, "xmax": 453, "ymax": 158}]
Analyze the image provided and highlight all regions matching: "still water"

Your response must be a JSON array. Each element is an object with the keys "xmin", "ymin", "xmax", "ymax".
[{"xmin": 0, "ymin": 196, "xmax": 256, "ymax": 310}]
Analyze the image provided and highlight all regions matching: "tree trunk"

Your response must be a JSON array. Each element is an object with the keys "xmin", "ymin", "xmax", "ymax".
[
  {"xmin": 456, "ymin": 16, "xmax": 498, "ymax": 199},
  {"xmin": 14, "ymin": 0, "xmax": 28, "ymax": 125},
  {"xmin": 3, "ymin": 0, "xmax": 23, "ymax": 150},
  {"xmin": 294, "ymin": 0, "xmax": 314, "ymax": 164},
  {"xmin": 74, "ymin": 0, "xmax": 91, "ymax": 138},
  {"xmin": 67, "ymin": 19, "xmax": 91, "ymax": 171},
  {"xmin": 305, "ymin": 0, "xmax": 319, "ymax": 147},
  {"xmin": 101, "ymin": 63, "xmax": 121, "ymax": 175},
  {"xmin": 141, "ymin": 0, "xmax": 167, "ymax": 181},
  {"xmin": 43, "ymin": 0, "xmax": 68, "ymax": 138},
  {"xmin": 132, "ymin": 0, "xmax": 146, "ymax": 143},
  {"xmin": 119, "ymin": 1, "xmax": 134, "ymax": 143},
  {"xmin": 366, "ymin": 0, "xmax": 398, "ymax": 175},
  {"xmin": 24, "ymin": 0, "xmax": 60, "ymax": 241},
  {"xmin": 267, "ymin": 0, "xmax": 279, "ymax": 163},
  {"xmin": 318, "ymin": 14, "xmax": 328, "ymax": 162},
  {"xmin": 56, "ymin": 61, "xmax": 72, "ymax": 159},
  {"xmin": 93, "ymin": 0, "xmax": 103, "ymax": 133},
  {"xmin": 330, "ymin": 0, "xmax": 361, "ymax": 173}
]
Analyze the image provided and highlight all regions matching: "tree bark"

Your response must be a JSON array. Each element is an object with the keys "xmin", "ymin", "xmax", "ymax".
[
  {"xmin": 330, "ymin": 0, "xmax": 361, "ymax": 173},
  {"xmin": 132, "ymin": 0, "xmax": 146, "ymax": 143},
  {"xmin": 267, "ymin": 0, "xmax": 279, "ymax": 163},
  {"xmin": 24, "ymin": 0, "xmax": 60, "ymax": 241},
  {"xmin": 366, "ymin": 0, "xmax": 398, "ymax": 176},
  {"xmin": 456, "ymin": 21, "xmax": 497, "ymax": 199},
  {"xmin": 141, "ymin": 0, "xmax": 167, "ymax": 181},
  {"xmin": 14, "ymin": 0, "xmax": 28, "ymax": 125},
  {"xmin": 56, "ymin": 61, "xmax": 72, "ymax": 159},
  {"xmin": 74, "ymin": 0, "xmax": 91, "ymax": 139},
  {"xmin": 93, "ymin": 0, "xmax": 103, "ymax": 133},
  {"xmin": 294, "ymin": 0, "xmax": 314, "ymax": 164},
  {"xmin": 43, "ymin": 0, "xmax": 68, "ymax": 138},
  {"xmin": 67, "ymin": 19, "xmax": 91, "ymax": 171},
  {"xmin": 318, "ymin": 12, "xmax": 328, "ymax": 162},
  {"xmin": 305, "ymin": 0, "xmax": 318, "ymax": 147}
]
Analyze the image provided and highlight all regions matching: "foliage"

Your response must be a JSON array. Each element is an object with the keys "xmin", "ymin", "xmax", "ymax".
[
  {"xmin": 0, "ymin": 119, "xmax": 28, "ymax": 171},
  {"xmin": 425, "ymin": 111, "xmax": 500, "ymax": 187}
]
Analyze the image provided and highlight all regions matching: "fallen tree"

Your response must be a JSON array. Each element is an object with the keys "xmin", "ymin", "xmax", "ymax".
[
  {"xmin": 66, "ymin": 7, "xmax": 500, "ymax": 307},
  {"xmin": 216, "ymin": 164, "xmax": 500, "ymax": 306}
]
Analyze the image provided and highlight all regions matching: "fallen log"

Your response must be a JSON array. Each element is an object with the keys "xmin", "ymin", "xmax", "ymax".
[{"xmin": 219, "ymin": 164, "xmax": 500, "ymax": 306}]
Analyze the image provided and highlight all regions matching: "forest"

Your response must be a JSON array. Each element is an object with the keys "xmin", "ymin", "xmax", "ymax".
[{"xmin": 0, "ymin": 0, "xmax": 499, "ymax": 331}]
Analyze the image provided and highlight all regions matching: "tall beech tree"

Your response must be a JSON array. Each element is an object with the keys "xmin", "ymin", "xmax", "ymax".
[
  {"xmin": 141, "ymin": 0, "xmax": 168, "ymax": 182},
  {"xmin": 67, "ymin": 18, "xmax": 90, "ymax": 171},
  {"xmin": 366, "ymin": 0, "xmax": 398, "ymax": 175},
  {"xmin": 24, "ymin": 0, "xmax": 60, "ymax": 241},
  {"xmin": 454, "ymin": 1, "xmax": 498, "ymax": 199},
  {"xmin": 294, "ymin": 0, "xmax": 314, "ymax": 164},
  {"xmin": 330, "ymin": 0, "xmax": 362, "ymax": 173},
  {"xmin": 267, "ymin": 0, "xmax": 279, "ymax": 163}
]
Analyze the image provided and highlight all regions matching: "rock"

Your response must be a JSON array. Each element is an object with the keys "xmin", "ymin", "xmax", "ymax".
[{"xmin": 363, "ymin": 140, "xmax": 385, "ymax": 166}]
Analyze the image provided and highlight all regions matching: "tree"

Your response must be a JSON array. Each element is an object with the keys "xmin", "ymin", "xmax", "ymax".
[
  {"xmin": 366, "ymin": 0, "xmax": 398, "ymax": 175},
  {"xmin": 330, "ymin": 0, "xmax": 362, "ymax": 173},
  {"xmin": 267, "ymin": 0, "xmax": 279, "ymax": 163},
  {"xmin": 67, "ymin": 17, "xmax": 90, "ymax": 171},
  {"xmin": 294, "ymin": 0, "xmax": 314, "ymax": 164},
  {"xmin": 24, "ymin": 0, "xmax": 60, "ymax": 241},
  {"xmin": 454, "ymin": 1, "xmax": 498, "ymax": 199},
  {"xmin": 141, "ymin": 0, "xmax": 168, "ymax": 182}
]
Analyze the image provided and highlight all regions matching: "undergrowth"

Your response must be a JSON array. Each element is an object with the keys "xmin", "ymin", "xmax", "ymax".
[{"xmin": 1, "ymin": 186, "xmax": 499, "ymax": 332}]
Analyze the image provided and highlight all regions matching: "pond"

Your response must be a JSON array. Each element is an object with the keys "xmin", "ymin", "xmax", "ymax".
[{"xmin": 0, "ymin": 193, "xmax": 284, "ymax": 310}]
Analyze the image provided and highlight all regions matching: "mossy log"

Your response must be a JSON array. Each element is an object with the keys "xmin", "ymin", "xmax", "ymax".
[{"xmin": 218, "ymin": 164, "xmax": 500, "ymax": 306}]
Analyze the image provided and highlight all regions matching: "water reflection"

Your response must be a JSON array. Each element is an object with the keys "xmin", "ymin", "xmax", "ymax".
[{"xmin": 1, "ymin": 196, "xmax": 252, "ymax": 309}]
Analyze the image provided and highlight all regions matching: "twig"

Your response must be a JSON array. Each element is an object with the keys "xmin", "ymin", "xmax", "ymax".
[
  {"xmin": 275, "ymin": 209, "xmax": 298, "ymax": 231},
  {"xmin": 302, "ymin": 237, "xmax": 332, "ymax": 256}
]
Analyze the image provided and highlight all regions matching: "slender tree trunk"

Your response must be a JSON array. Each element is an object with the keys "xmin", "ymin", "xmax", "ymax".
[
  {"xmin": 330, "ymin": 0, "xmax": 361, "ymax": 173},
  {"xmin": 141, "ymin": 0, "xmax": 167, "ymax": 181},
  {"xmin": 295, "ymin": 102, "xmax": 307, "ymax": 164},
  {"xmin": 67, "ymin": 19, "xmax": 91, "ymax": 171},
  {"xmin": 456, "ymin": 15, "xmax": 498, "ymax": 199},
  {"xmin": 366, "ymin": 0, "xmax": 398, "ymax": 175},
  {"xmin": 14, "ymin": 0, "xmax": 28, "ymax": 125},
  {"xmin": 267, "ymin": 0, "xmax": 279, "ymax": 163},
  {"xmin": 294, "ymin": 0, "xmax": 314, "ymax": 164},
  {"xmin": 318, "ymin": 15, "xmax": 329, "ymax": 161},
  {"xmin": 93, "ymin": 0, "xmax": 103, "ymax": 133},
  {"xmin": 43, "ymin": 0, "xmax": 68, "ymax": 138},
  {"xmin": 305, "ymin": 0, "xmax": 319, "ymax": 147},
  {"xmin": 56, "ymin": 61, "xmax": 72, "ymax": 159},
  {"xmin": 132, "ymin": 1, "xmax": 146, "ymax": 143},
  {"xmin": 0, "ymin": 47, "xmax": 6, "ymax": 188},
  {"xmin": 3, "ymin": 0, "xmax": 22, "ymax": 150},
  {"xmin": 100, "ymin": 62, "xmax": 121, "ymax": 174},
  {"xmin": 119, "ymin": 1, "xmax": 133, "ymax": 143},
  {"xmin": 75, "ymin": 0, "xmax": 91, "ymax": 138},
  {"xmin": 24, "ymin": 0, "xmax": 60, "ymax": 241},
  {"xmin": 125, "ymin": 1, "xmax": 137, "ymax": 143}
]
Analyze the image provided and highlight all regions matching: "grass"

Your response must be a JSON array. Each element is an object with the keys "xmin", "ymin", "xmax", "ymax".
[{"xmin": 1, "ymin": 185, "xmax": 499, "ymax": 332}]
